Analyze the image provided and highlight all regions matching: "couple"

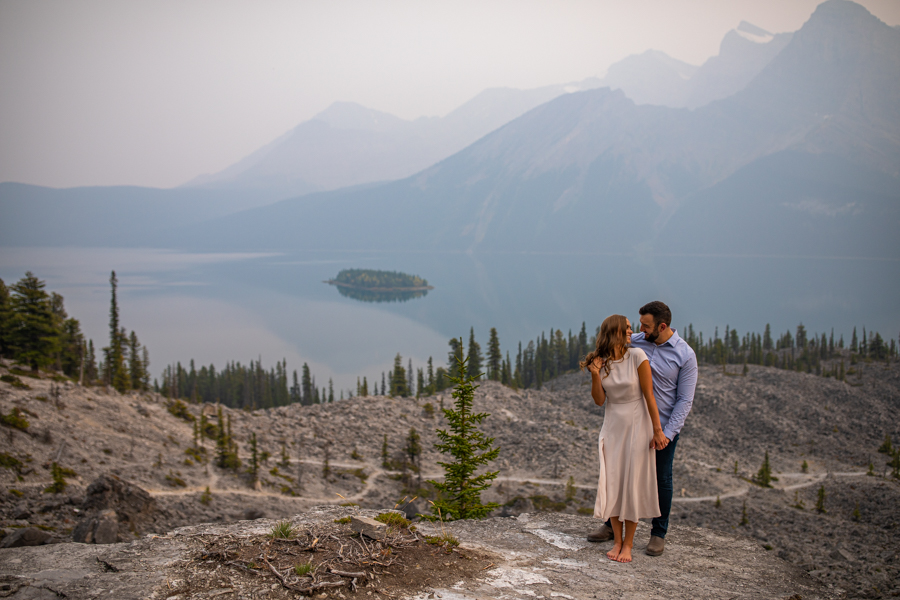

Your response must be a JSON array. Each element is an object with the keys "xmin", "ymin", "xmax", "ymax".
[{"xmin": 581, "ymin": 301, "xmax": 697, "ymax": 563}]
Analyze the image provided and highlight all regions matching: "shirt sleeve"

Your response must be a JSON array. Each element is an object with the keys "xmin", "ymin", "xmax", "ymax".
[{"xmin": 662, "ymin": 348, "xmax": 698, "ymax": 440}]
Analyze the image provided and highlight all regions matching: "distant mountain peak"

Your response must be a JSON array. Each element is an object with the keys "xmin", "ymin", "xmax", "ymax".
[
  {"xmin": 311, "ymin": 101, "xmax": 408, "ymax": 132},
  {"xmin": 735, "ymin": 21, "xmax": 774, "ymax": 44}
]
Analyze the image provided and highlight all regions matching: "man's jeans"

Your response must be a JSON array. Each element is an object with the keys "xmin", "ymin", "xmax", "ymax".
[{"xmin": 605, "ymin": 433, "xmax": 679, "ymax": 539}]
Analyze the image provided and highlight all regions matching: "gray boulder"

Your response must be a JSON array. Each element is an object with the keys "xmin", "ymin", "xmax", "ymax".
[
  {"xmin": 1, "ymin": 527, "xmax": 52, "ymax": 548},
  {"xmin": 73, "ymin": 474, "xmax": 158, "ymax": 543}
]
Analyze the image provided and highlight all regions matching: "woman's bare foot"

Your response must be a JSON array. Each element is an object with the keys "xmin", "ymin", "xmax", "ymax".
[
  {"xmin": 616, "ymin": 545, "xmax": 633, "ymax": 563},
  {"xmin": 606, "ymin": 542, "xmax": 622, "ymax": 561}
]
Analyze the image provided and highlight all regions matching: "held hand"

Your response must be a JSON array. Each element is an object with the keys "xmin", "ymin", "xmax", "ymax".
[{"xmin": 651, "ymin": 429, "xmax": 669, "ymax": 450}]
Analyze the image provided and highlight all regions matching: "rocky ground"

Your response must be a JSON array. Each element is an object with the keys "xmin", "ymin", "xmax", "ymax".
[
  {"xmin": 0, "ymin": 505, "xmax": 834, "ymax": 600},
  {"xmin": 1, "ymin": 356, "xmax": 898, "ymax": 598}
]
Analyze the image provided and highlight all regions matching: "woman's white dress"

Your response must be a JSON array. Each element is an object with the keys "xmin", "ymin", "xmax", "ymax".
[{"xmin": 594, "ymin": 347, "xmax": 661, "ymax": 523}]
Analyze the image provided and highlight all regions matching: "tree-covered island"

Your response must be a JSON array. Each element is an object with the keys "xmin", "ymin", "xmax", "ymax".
[{"xmin": 324, "ymin": 269, "xmax": 433, "ymax": 303}]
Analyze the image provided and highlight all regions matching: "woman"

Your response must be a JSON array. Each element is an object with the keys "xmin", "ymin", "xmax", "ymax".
[{"xmin": 581, "ymin": 315, "xmax": 668, "ymax": 563}]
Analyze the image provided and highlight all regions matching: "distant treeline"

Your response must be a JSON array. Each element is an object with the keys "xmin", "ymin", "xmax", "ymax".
[
  {"xmin": 156, "ymin": 359, "xmax": 333, "ymax": 410},
  {"xmin": 158, "ymin": 320, "xmax": 898, "ymax": 410},
  {"xmin": 0, "ymin": 271, "xmax": 149, "ymax": 392},
  {"xmin": 330, "ymin": 269, "xmax": 429, "ymax": 289}
]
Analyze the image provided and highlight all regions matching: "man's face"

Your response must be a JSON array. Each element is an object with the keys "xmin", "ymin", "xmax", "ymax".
[{"xmin": 640, "ymin": 313, "xmax": 661, "ymax": 343}]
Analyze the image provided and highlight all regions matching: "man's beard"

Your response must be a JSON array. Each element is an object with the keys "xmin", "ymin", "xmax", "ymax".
[{"xmin": 645, "ymin": 328, "xmax": 660, "ymax": 343}]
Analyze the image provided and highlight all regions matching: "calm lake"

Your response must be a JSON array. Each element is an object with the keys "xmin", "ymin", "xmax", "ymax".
[{"xmin": 1, "ymin": 247, "xmax": 897, "ymax": 395}]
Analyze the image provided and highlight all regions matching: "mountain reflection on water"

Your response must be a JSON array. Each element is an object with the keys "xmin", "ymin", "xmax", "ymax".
[{"xmin": 334, "ymin": 285, "xmax": 429, "ymax": 303}]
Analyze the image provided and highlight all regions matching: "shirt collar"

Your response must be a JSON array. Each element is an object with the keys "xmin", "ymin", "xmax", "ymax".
[{"xmin": 660, "ymin": 329, "xmax": 680, "ymax": 347}]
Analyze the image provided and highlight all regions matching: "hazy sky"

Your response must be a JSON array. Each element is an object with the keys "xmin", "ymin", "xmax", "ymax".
[{"xmin": 1, "ymin": 0, "xmax": 898, "ymax": 189}]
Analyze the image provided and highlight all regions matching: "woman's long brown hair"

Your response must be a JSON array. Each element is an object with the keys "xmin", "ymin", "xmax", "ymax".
[{"xmin": 579, "ymin": 314, "xmax": 629, "ymax": 378}]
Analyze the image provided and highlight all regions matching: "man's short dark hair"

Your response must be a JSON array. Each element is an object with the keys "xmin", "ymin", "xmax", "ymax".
[{"xmin": 639, "ymin": 301, "xmax": 671, "ymax": 327}]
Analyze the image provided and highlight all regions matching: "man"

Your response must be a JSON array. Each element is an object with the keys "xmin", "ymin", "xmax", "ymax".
[{"xmin": 586, "ymin": 300, "xmax": 698, "ymax": 556}]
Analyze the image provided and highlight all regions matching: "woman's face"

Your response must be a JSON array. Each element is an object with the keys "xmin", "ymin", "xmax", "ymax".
[{"xmin": 625, "ymin": 319, "xmax": 633, "ymax": 344}]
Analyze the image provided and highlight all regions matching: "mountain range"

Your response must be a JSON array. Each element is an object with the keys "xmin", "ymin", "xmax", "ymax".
[
  {"xmin": 174, "ymin": 0, "xmax": 900, "ymax": 259},
  {"xmin": 2, "ymin": 0, "xmax": 897, "ymax": 260}
]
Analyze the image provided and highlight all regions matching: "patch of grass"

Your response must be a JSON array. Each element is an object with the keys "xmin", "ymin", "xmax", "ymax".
[
  {"xmin": 165, "ymin": 470, "xmax": 187, "ymax": 487},
  {"xmin": 51, "ymin": 375, "xmax": 69, "ymax": 383},
  {"xmin": 340, "ymin": 502, "xmax": 359, "ymax": 507},
  {"xmin": 35, "ymin": 395, "xmax": 48, "ymax": 402},
  {"xmin": 576, "ymin": 507, "xmax": 593, "ymax": 516},
  {"xmin": 375, "ymin": 512, "xmax": 411, "ymax": 529},
  {"xmin": 279, "ymin": 485, "xmax": 296, "ymax": 496},
  {"xmin": 350, "ymin": 447, "xmax": 362, "ymax": 460},
  {"xmin": 333, "ymin": 516, "xmax": 352, "ymax": 524},
  {"xmin": 425, "ymin": 533, "xmax": 459, "ymax": 548},
  {"xmin": 1, "ymin": 408, "xmax": 30, "ymax": 431},
  {"xmin": 8, "ymin": 489, "xmax": 24, "ymax": 497},
  {"xmin": 294, "ymin": 561, "xmax": 313, "ymax": 576},
  {"xmin": 200, "ymin": 486, "xmax": 212, "ymax": 505},
  {"xmin": 270, "ymin": 521, "xmax": 296, "ymax": 539}
]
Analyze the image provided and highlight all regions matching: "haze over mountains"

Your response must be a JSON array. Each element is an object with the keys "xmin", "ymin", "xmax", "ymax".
[
  {"xmin": 2, "ymin": 0, "xmax": 898, "ymax": 260},
  {"xmin": 177, "ymin": 0, "xmax": 900, "ymax": 259}
]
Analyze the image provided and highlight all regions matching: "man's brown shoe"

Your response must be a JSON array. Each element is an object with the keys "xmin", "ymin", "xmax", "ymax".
[
  {"xmin": 586, "ymin": 524, "xmax": 614, "ymax": 543},
  {"xmin": 645, "ymin": 535, "xmax": 665, "ymax": 556}
]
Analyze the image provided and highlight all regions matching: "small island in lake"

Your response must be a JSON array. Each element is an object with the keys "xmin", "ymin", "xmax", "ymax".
[{"xmin": 324, "ymin": 268, "xmax": 433, "ymax": 303}]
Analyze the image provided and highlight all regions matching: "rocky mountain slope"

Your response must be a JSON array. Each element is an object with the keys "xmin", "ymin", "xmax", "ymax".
[{"xmin": 1, "ymin": 354, "xmax": 898, "ymax": 597}]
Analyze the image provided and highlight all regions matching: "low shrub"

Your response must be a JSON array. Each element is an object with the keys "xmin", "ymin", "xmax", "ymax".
[
  {"xmin": 0, "ymin": 375, "xmax": 30, "ymax": 390},
  {"xmin": 375, "ymin": 511, "xmax": 411, "ymax": 529},
  {"xmin": 1, "ymin": 408, "xmax": 30, "ymax": 431},
  {"xmin": 166, "ymin": 399, "xmax": 195, "ymax": 423}
]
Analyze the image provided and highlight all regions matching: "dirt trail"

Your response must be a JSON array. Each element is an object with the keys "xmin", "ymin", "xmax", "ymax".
[{"xmin": 143, "ymin": 457, "xmax": 869, "ymax": 509}]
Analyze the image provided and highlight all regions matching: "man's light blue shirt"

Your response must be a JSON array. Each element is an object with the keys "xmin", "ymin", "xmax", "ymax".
[{"xmin": 630, "ymin": 329, "xmax": 698, "ymax": 440}]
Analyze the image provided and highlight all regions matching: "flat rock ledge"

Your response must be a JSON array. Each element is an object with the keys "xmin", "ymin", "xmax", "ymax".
[{"xmin": 0, "ymin": 506, "xmax": 834, "ymax": 600}]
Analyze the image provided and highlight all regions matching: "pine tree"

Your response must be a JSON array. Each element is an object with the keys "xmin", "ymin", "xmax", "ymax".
[
  {"xmin": 739, "ymin": 500, "xmax": 749, "ymax": 526},
  {"xmin": 381, "ymin": 434, "xmax": 390, "ymax": 469},
  {"xmin": 328, "ymin": 378, "xmax": 334, "ymax": 403},
  {"xmin": 104, "ymin": 271, "xmax": 129, "ymax": 391},
  {"xmin": 467, "ymin": 328, "xmax": 483, "ymax": 379},
  {"xmin": 425, "ymin": 341, "xmax": 500, "ymax": 521},
  {"xmin": 249, "ymin": 432, "xmax": 260, "ymax": 484},
  {"xmin": 390, "ymin": 353, "xmax": 409, "ymax": 397},
  {"xmin": 487, "ymin": 328, "xmax": 502, "ymax": 381},
  {"xmin": 301, "ymin": 363, "xmax": 312, "ymax": 405},
  {"xmin": 7, "ymin": 272, "xmax": 60, "ymax": 372},
  {"xmin": 447, "ymin": 338, "xmax": 463, "ymax": 379},
  {"xmin": 408, "ymin": 358, "xmax": 415, "ymax": 397},
  {"xmin": 878, "ymin": 434, "xmax": 893, "ymax": 455},
  {"xmin": 755, "ymin": 451, "xmax": 773, "ymax": 487},
  {"xmin": 0, "ymin": 278, "xmax": 10, "ymax": 359}
]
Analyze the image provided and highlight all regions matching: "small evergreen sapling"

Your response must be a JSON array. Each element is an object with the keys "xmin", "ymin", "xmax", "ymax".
[
  {"xmin": 878, "ymin": 434, "xmax": 893, "ymax": 455},
  {"xmin": 815, "ymin": 485, "xmax": 827, "ymax": 513},
  {"xmin": 424, "ymin": 341, "xmax": 500, "ymax": 521}
]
